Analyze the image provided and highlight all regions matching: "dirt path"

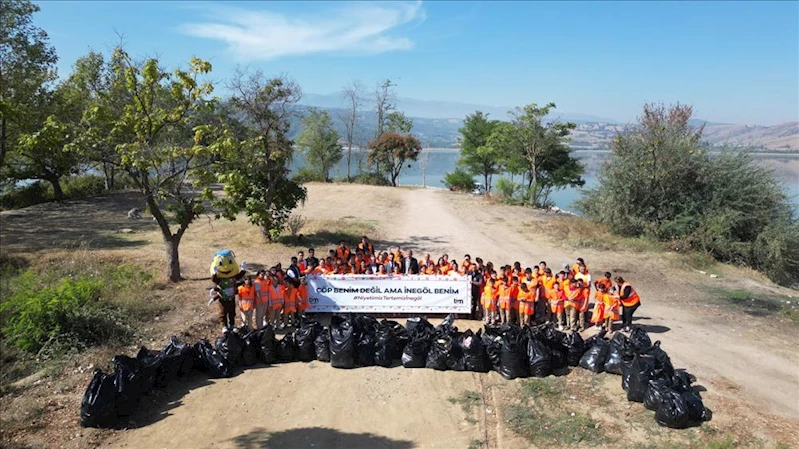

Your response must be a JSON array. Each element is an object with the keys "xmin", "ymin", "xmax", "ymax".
[{"xmin": 103, "ymin": 185, "xmax": 798, "ymax": 448}]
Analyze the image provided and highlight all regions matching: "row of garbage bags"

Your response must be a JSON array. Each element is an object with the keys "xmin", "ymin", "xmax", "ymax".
[{"xmin": 81, "ymin": 314, "xmax": 711, "ymax": 430}]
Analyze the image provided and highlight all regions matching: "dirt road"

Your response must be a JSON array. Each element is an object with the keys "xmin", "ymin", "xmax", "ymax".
[{"xmin": 105, "ymin": 185, "xmax": 798, "ymax": 449}]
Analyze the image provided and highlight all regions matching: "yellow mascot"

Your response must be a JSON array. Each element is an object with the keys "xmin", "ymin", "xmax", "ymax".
[{"xmin": 209, "ymin": 249, "xmax": 247, "ymax": 331}]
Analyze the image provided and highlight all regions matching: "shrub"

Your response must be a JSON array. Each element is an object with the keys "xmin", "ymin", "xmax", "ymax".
[
  {"xmin": 63, "ymin": 175, "xmax": 105, "ymax": 198},
  {"xmin": 0, "ymin": 273, "xmax": 130, "ymax": 354},
  {"xmin": 292, "ymin": 167, "xmax": 326, "ymax": 184},
  {"xmin": 494, "ymin": 177, "xmax": 519, "ymax": 201},
  {"xmin": 351, "ymin": 172, "xmax": 391, "ymax": 186},
  {"xmin": 0, "ymin": 182, "xmax": 51, "ymax": 209},
  {"xmin": 443, "ymin": 168, "xmax": 476, "ymax": 191},
  {"xmin": 285, "ymin": 214, "xmax": 306, "ymax": 237},
  {"xmin": 578, "ymin": 103, "xmax": 798, "ymax": 286}
]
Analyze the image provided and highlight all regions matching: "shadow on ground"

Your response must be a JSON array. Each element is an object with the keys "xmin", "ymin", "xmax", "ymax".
[
  {"xmin": 229, "ymin": 427, "xmax": 416, "ymax": 449},
  {"xmin": 0, "ymin": 192, "xmax": 153, "ymax": 252}
]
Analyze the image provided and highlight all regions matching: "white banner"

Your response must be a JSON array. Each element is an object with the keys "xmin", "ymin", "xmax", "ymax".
[{"xmin": 306, "ymin": 274, "xmax": 471, "ymax": 313}]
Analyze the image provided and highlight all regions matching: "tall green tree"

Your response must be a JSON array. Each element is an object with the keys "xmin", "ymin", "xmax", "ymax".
[
  {"xmin": 213, "ymin": 69, "xmax": 307, "ymax": 240},
  {"xmin": 458, "ymin": 111, "xmax": 500, "ymax": 193},
  {"xmin": 14, "ymin": 114, "xmax": 78, "ymax": 200},
  {"xmin": 489, "ymin": 103, "xmax": 584, "ymax": 207},
  {"xmin": 367, "ymin": 133, "xmax": 421, "ymax": 186},
  {"xmin": 0, "ymin": 0, "xmax": 58, "ymax": 181},
  {"xmin": 84, "ymin": 49, "xmax": 230, "ymax": 282},
  {"xmin": 297, "ymin": 108, "xmax": 343, "ymax": 182},
  {"xmin": 386, "ymin": 111, "xmax": 413, "ymax": 134}
]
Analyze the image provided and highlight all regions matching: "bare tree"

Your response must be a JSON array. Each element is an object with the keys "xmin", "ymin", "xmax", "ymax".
[
  {"xmin": 417, "ymin": 148, "xmax": 430, "ymax": 188},
  {"xmin": 339, "ymin": 79, "xmax": 363, "ymax": 181},
  {"xmin": 374, "ymin": 79, "xmax": 396, "ymax": 138}
]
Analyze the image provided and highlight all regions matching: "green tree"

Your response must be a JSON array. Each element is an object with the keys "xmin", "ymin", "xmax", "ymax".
[
  {"xmin": 367, "ymin": 132, "xmax": 422, "ymax": 186},
  {"xmin": 297, "ymin": 108, "xmax": 342, "ymax": 182},
  {"xmin": 458, "ymin": 111, "xmax": 500, "ymax": 193},
  {"xmin": 0, "ymin": 0, "xmax": 58, "ymax": 178},
  {"xmin": 14, "ymin": 114, "xmax": 79, "ymax": 200},
  {"xmin": 489, "ymin": 103, "xmax": 584, "ymax": 207},
  {"xmin": 386, "ymin": 111, "xmax": 413, "ymax": 134},
  {"xmin": 84, "ymin": 49, "xmax": 229, "ymax": 282},
  {"xmin": 579, "ymin": 103, "xmax": 797, "ymax": 286},
  {"xmin": 374, "ymin": 79, "xmax": 396, "ymax": 138},
  {"xmin": 213, "ymin": 69, "xmax": 307, "ymax": 240}
]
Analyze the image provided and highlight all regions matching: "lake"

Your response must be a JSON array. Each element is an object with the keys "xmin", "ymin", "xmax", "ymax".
[{"xmin": 291, "ymin": 149, "xmax": 799, "ymax": 214}]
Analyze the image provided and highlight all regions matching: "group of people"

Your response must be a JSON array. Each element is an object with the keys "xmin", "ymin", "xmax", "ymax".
[{"xmin": 210, "ymin": 236, "xmax": 642, "ymax": 334}]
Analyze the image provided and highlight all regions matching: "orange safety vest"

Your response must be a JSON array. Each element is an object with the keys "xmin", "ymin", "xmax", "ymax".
[
  {"xmin": 336, "ymin": 246, "xmax": 351, "ymax": 261},
  {"xmin": 619, "ymin": 282, "xmax": 641, "ymax": 307},
  {"xmin": 595, "ymin": 278, "xmax": 612, "ymax": 292},
  {"xmin": 238, "ymin": 284, "xmax": 256, "ymax": 311},
  {"xmin": 298, "ymin": 284, "xmax": 309, "ymax": 310},
  {"xmin": 284, "ymin": 287, "xmax": 298, "ymax": 308},
  {"xmin": 254, "ymin": 278, "xmax": 270, "ymax": 305},
  {"xmin": 269, "ymin": 284, "xmax": 285, "ymax": 307},
  {"xmin": 517, "ymin": 289, "xmax": 534, "ymax": 315}
]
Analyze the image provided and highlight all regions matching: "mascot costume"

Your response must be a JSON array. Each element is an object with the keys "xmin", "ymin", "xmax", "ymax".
[{"xmin": 209, "ymin": 249, "xmax": 247, "ymax": 332}]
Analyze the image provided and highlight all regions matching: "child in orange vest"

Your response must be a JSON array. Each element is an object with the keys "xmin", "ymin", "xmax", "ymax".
[
  {"xmin": 283, "ymin": 279, "xmax": 298, "ymax": 328},
  {"xmin": 236, "ymin": 276, "xmax": 256, "ymax": 329},
  {"xmin": 482, "ymin": 278, "xmax": 498, "ymax": 325}
]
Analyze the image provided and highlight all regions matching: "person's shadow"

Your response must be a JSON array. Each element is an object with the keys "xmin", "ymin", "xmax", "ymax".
[{"xmin": 230, "ymin": 427, "xmax": 416, "ymax": 449}]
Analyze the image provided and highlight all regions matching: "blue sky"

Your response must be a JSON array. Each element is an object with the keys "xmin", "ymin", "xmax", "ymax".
[{"xmin": 34, "ymin": 1, "xmax": 798, "ymax": 125}]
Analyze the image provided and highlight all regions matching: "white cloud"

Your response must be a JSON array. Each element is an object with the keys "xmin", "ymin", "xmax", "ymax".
[{"xmin": 179, "ymin": 1, "xmax": 426, "ymax": 61}]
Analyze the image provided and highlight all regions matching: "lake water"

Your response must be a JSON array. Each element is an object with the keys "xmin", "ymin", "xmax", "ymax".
[{"xmin": 291, "ymin": 149, "xmax": 799, "ymax": 214}]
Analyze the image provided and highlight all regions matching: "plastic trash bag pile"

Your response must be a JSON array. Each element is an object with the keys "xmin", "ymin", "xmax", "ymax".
[{"xmin": 81, "ymin": 315, "xmax": 710, "ymax": 430}]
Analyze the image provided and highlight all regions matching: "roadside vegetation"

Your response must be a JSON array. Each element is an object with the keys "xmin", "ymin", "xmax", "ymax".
[{"xmin": 578, "ymin": 104, "xmax": 798, "ymax": 287}]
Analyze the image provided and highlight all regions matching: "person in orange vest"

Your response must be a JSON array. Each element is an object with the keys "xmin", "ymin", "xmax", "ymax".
[
  {"xmin": 460, "ymin": 254, "xmax": 472, "ymax": 273},
  {"xmin": 236, "ymin": 275, "xmax": 257, "ymax": 329},
  {"xmin": 594, "ymin": 272, "xmax": 612, "ymax": 294},
  {"xmin": 598, "ymin": 283, "xmax": 620, "ymax": 331},
  {"xmin": 517, "ymin": 281, "xmax": 535, "ymax": 326},
  {"xmin": 267, "ymin": 274, "xmax": 285, "ymax": 328},
  {"xmin": 565, "ymin": 278, "xmax": 586, "ymax": 331},
  {"xmin": 614, "ymin": 276, "xmax": 641, "ymax": 332},
  {"xmin": 357, "ymin": 236, "xmax": 374, "ymax": 256},
  {"xmin": 297, "ymin": 278, "xmax": 309, "ymax": 316},
  {"xmin": 254, "ymin": 270, "xmax": 270, "ymax": 329},
  {"xmin": 548, "ymin": 281, "xmax": 566, "ymax": 330},
  {"xmin": 482, "ymin": 277, "xmax": 499, "ymax": 325},
  {"xmin": 537, "ymin": 261, "xmax": 548, "ymax": 277},
  {"xmin": 283, "ymin": 279, "xmax": 298, "ymax": 328},
  {"xmin": 336, "ymin": 241, "xmax": 351, "ymax": 261},
  {"xmin": 509, "ymin": 276, "xmax": 520, "ymax": 324}
]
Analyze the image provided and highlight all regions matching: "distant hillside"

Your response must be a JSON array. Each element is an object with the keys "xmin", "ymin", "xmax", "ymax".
[{"xmin": 291, "ymin": 97, "xmax": 799, "ymax": 151}]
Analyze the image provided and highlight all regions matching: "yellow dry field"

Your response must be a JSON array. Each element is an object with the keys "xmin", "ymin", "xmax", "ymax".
[{"xmin": 1, "ymin": 184, "xmax": 797, "ymax": 449}]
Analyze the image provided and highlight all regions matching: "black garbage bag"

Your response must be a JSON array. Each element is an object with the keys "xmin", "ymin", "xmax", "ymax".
[
  {"xmin": 314, "ymin": 327, "xmax": 331, "ymax": 362},
  {"xmin": 683, "ymin": 391, "xmax": 712, "ymax": 423},
  {"xmin": 584, "ymin": 329, "xmax": 607, "ymax": 349},
  {"xmin": 527, "ymin": 336, "xmax": 553, "ymax": 378},
  {"xmin": 446, "ymin": 331, "xmax": 465, "ymax": 371},
  {"xmin": 215, "ymin": 330, "xmax": 244, "ymax": 366},
  {"xmin": 330, "ymin": 315, "xmax": 356, "ymax": 369},
  {"xmin": 499, "ymin": 327, "xmax": 529, "ymax": 380},
  {"xmin": 356, "ymin": 332, "xmax": 377, "ymax": 367},
  {"xmin": 80, "ymin": 370, "xmax": 117, "ymax": 428},
  {"xmin": 644, "ymin": 379, "xmax": 672, "ymax": 411},
  {"xmin": 671, "ymin": 371, "xmax": 695, "ymax": 393},
  {"xmin": 626, "ymin": 354, "xmax": 657, "ymax": 402},
  {"xmin": 643, "ymin": 341, "xmax": 675, "ymax": 380},
  {"xmin": 426, "ymin": 336, "xmax": 453, "ymax": 371},
  {"xmin": 354, "ymin": 314, "xmax": 379, "ymax": 335},
  {"xmin": 579, "ymin": 338, "xmax": 610, "ymax": 373},
  {"xmin": 482, "ymin": 327, "xmax": 503, "ymax": 372},
  {"xmin": 459, "ymin": 329, "xmax": 489, "ymax": 373},
  {"xmin": 402, "ymin": 336, "xmax": 432, "ymax": 368},
  {"xmin": 386, "ymin": 320, "xmax": 409, "ymax": 357},
  {"xmin": 296, "ymin": 319, "xmax": 323, "ymax": 362},
  {"xmin": 375, "ymin": 322, "xmax": 398, "ymax": 368},
  {"xmin": 621, "ymin": 359, "xmax": 635, "ymax": 390},
  {"xmin": 629, "ymin": 326, "xmax": 652, "ymax": 352},
  {"xmin": 136, "ymin": 347, "xmax": 172, "ymax": 388},
  {"xmin": 406, "ymin": 317, "xmax": 435, "ymax": 338},
  {"xmin": 193, "ymin": 339, "xmax": 232, "ymax": 378},
  {"xmin": 604, "ymin": 333, "xmax": 632, "ymax": 375},
  {"xmin": 162, "ymin": 336, "xmax": 195, "ymax": 377},
  {"xmin": 112, "ymin": 355, "xmax": 147, "ymax": 417},
  {"xmin": 240, "ymin": 332, "xmax": 259, "ymax": 367},
  {"xmin": 277, "ymin": 332, "xmax": 296, "ymax": 363},
  {"xmin": 562, "ymin": 332, "xmax": 586, "ymax": 367},
  {"xmin": 655, "ymin": 389, "xmax": 690, "ymax": 429},
  {"xmin": 248, "ymin": 325, "xmax": 277, "ymax": 364},
  {"xmin": 541, "ymin": 327, "xmax": 568, "ymax": 370}
]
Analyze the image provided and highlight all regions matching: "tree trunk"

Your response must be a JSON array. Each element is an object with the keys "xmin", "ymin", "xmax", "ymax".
[
  {"xmin": 484, "ymin": 173, "xmax": 489, "ymax": 195},
  {"xmin": 49, "ymin": 177, "xmax": 64, "ymax": 201},
  {"xmin": 165, "ymin": 236, "xmax": 181, "ymax": 282},
  {"xmin": 347, "ymin": 145, "xmax": 352, "ymax": 180},
  {"xmin": 0, "ymin": 117, "xmax": 6, "ymax": 168}
]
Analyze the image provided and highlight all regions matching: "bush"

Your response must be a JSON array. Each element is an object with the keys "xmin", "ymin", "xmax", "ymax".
[
  {"xmin": 0, "ymin": 181, "xmax": 51, "ymax": 209},
  {"xmin": 285, "ymin": 214, "xmax": 306, "ymax": 237},
  {"xmin": 443, "ymin": 168, "xmax": 476, "ymax": 191},
  {"xmin": 63, "ymin": 175, "xmax": 105, "ymax": 198},
  {"xmin": 351, "ymin": 172, "xmax": 391, "ymax": 186},
  {"xmin": 0, "ymin": 273, "xmax": 130, "ymax": 354},
  {"xmin": 494, "ymin": 177, "xmax": 519, "ymax": 201},
  {"xmin": 578, "ymin": 103, "xmax": 798, "ymax": 286},
  {"xmin": 292, "ymin": 167, "xmax": 326, "ymax": 184}
]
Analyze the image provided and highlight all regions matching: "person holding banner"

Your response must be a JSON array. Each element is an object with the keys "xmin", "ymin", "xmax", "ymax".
[{"xmin": 403, "ymin": 250, "xmax": 419, "ymax": 274}]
